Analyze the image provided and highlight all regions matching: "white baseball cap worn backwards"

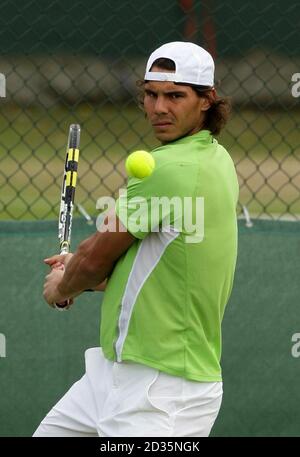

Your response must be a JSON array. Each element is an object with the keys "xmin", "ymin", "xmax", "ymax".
[{"xmin": 145, "ymin": 41, "xmax": 215, "ymax": 87}]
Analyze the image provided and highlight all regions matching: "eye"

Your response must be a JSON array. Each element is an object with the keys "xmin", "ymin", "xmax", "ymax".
[
  {"xmin": 145, "ymin": 90, "xmax": 156, "ymax": 98},
  {"xmin": 169, "ymin": 93, "xmax": 184, "ymax": 99}
]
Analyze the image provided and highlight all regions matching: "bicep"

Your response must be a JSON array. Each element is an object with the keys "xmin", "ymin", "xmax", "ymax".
[{"xmin": 79, "ymin": 210, "xmax": 136, "ymax": 269}]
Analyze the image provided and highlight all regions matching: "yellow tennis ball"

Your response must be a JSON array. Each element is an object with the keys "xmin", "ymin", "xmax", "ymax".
[{"xmin": 125, "ymin": 150, "xmax": 155, "ymax": 179}]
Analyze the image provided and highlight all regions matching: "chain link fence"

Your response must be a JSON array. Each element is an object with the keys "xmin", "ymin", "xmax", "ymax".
[{"xmin": 0, "ymin": 0, "xmax": 299, "ymax": 221}]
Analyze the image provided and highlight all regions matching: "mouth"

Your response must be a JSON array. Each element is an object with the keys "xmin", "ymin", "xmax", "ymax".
[{"xmin": 152, "ymin": 122, "xmax": 173, "ymax": 129}]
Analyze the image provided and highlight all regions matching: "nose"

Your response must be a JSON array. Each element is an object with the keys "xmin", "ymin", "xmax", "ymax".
[{"xmin": 154, "ymin": 96, "xmax": 168, "ymax": 115}]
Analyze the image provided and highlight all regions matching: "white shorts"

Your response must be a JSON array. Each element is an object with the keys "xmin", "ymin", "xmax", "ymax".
[{"xmin": 33, "ymin": 347, "xmax": 222, "ymax": 437}]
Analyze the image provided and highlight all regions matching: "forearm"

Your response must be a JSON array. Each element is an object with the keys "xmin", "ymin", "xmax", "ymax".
[
  {"xmin": 55, "ymin": 211, "xmax": 135, "ymax": 300},
  {"xmin": 57, "ymin": 239, "xmax": 113, "ymax": 298}
]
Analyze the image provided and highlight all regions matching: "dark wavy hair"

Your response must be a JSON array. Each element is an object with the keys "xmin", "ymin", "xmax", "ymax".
[{"xmin": 137, "ymin": 57, "xmax": 231, "ymax": 136}]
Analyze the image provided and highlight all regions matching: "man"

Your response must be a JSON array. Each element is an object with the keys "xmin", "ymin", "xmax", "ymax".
[{"xmin": 35, "ymin": 41, "xmax": 239, "ymax": 437}]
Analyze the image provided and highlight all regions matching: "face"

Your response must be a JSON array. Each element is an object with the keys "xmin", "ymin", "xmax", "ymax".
[{"xmin": 143, "ymin": 67, "xmax": 212, "ymax": 144}]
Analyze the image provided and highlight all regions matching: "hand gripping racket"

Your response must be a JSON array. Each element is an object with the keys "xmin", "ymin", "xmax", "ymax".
[{"xmin": 55, "ymin": 124, "xmax": 81, "ymax": 310}]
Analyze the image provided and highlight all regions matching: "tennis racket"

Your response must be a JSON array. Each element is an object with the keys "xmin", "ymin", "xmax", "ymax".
[{"xmin": 55, "ymin": 123, "xmax": 81, "ymax": 309}]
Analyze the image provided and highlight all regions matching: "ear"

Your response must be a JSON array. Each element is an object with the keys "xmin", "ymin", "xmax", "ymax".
[
  {"xmin": 201, "ymin": 88, "xmax": 217, "ymax": 111},
  {"xmin": 201, "ymin": 97, "xmax": 211, "ymax": 112}
]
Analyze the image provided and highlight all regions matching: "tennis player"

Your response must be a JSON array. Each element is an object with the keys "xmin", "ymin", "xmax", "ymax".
[{"xmin": 35, "ymin": 41, "xmax": 239, "ymax": 437}]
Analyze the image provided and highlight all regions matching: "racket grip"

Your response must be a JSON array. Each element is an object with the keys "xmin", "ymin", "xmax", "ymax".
[{"xmin": 53, "ymin": 253, "xmax": 70, "ymax": 310}]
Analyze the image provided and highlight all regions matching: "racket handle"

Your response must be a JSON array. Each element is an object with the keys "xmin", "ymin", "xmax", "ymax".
[
  {"xmin": 55, "ymin": 299, "xmax": 70, "ymax": 311},
  {"xmin": 54, "ymin": 258, "xmax": 70, "ymax": 310}
]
